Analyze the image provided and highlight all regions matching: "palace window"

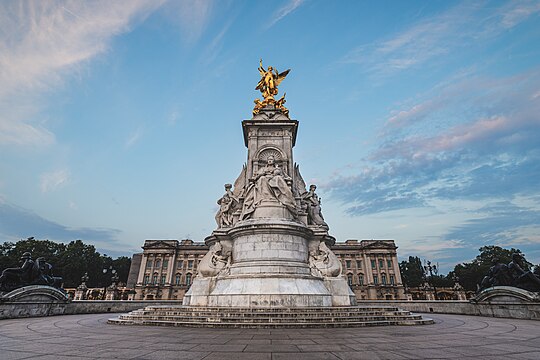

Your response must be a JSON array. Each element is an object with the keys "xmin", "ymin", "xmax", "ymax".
[
  {"xmin": 347, "ymin": 274, "xmax": 353, "ymax": 286},
  {"xmin": 155, "ymin": 259, "xmax": 161, "ymax": 268},
  {"xmin": 152, "ymin": 274, "xmax": 158, "ymax": 284},
  {"xmin": 144, "ymin": 275, "xmax": 149, "ymax": 284},
  {"xmin": 186, "ymin": 273, "xmax": 192, "ymax": 286},
  {"xmin": 371, "ymin": 259, "xmax": 376, "ymax": 269},
  {"xmin": 381, "ymin": 273, "xmax": 387, "ymax": 285},
  {"xmin": 177, "ymin": 260, "xmax": 183, "ymax": 269},
  {"xmin": 346, "ymin": 260, "xmax": 351, "ymax": 268},
  {"xmin": 356, "ymin": 260, "xmax": 362, "ymax": 269},
  {"xmin": 160, "ymin": 275, "xmax": 166, "ymax": 285},
  {"xmin": 387, "ymin": 259, "xmax": 392, "ymax": 269},
  {"xmin": 358, "ymin": 273, "xmax": 364, "ymax": 286},
  {"xmin": 390, "ymin": 274, "xmax": 395, "ymax": 285},
  {"xmin": 175, "ymin": 274, "xmax": 181, "ymax": 285},
  {"xmin": 146, "ymin": 259, "xmax": 153, "ymax": 269},
  {"xmin": 373, "ymin": 275, "xmax": 379, "ymax": 285},
  {"xmin": 188, "ymin": 260, "xmax": 194, "ymax": 269},
  {"xmin": 379, "ymin": 259, "xmax": 384, "ymax": 269},
  {"xmin": 163, "ymin": 259, "xmax": 169, "ymax": 269}
]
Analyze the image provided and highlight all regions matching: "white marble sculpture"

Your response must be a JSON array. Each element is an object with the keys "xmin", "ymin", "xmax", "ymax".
[
  {"xmin": 197, "ymin": 241, "xmax": 230, "ymax": 278},
  {"xmin": 183, "ymin": 75, "xmax": 356, "ymax": 308},
  {"xmin": 215, "ymin": 184, "xmax": 238, "ymax": 228},
  {"xmin": 240, "ymin": 155, "xmax": 297, "ymax": 219},
  {"xmin": 302, "ymin": 185, "xmax": 328, "ymax": 228},
  {"xmin": 309, "ymin": 241, "xmax": 342, "ymax": 277}
]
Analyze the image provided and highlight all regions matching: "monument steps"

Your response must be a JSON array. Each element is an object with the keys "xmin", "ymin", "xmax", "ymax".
[{"xmin": 108, "ymin": 305, "xmax": 433, "ymax": 328}]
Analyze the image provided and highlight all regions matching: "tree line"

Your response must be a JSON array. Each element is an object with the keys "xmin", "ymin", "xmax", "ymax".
[
  {"xmin": 399, "ymin": 245, "xmax": 539, "ymax": 291},
  {"xmin": 0, "ymin": 237, "xmax": 131, "ymax": 288}
]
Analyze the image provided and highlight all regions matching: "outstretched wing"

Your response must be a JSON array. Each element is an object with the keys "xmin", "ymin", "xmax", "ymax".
[
  {"xmin": 293, "ymin": 163, "xmax": 307, "ymax": 196},
  {"xmin": 232, "ymin": 164, "xmax": 247, "ymax": 199},
  {"xmin": 275, "ymin": 69, "xmax": 290, "ymax": 87}
]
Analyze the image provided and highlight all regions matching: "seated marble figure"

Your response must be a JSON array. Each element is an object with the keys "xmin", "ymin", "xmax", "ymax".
[{"xmin": 241, "ymin": 155, "xmax": 297, "ymax": 219}]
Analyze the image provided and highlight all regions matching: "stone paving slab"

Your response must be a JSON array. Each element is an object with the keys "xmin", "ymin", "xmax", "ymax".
[{"xmin": 0, "ymin": 312, "xmax": 538, "ymax": 359}]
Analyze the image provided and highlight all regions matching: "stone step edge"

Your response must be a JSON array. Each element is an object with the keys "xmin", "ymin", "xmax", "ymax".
[
  {"xmin": 141, "ymin": 306, "xmax": 401, "ymax": 311},
  {"xmin": 131, "ymin": 310, "xmax": 412, "ymax": 316},
  {"xmin": 108, "ymin": 318, "xmax": 434, "ymax": 328}
]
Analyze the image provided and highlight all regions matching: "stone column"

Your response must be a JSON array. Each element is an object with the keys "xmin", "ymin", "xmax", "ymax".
[{"xmin": 137, "ymin": 254, "xmax": 148, "ymax": 285}]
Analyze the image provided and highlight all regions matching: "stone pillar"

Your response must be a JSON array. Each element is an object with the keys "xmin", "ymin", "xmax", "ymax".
[
  {"xmin": 137, "ymin": 254, "xmax": 148, "ymax": 285},
  {"xmin": 183, "ymin": 106, "xmax": 356, "ymax": 308}
]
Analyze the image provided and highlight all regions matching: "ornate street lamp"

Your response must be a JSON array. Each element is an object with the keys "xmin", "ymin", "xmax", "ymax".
[{"xmin": 102, "ymin": 266, "xmax": 117, "ymax": 300}]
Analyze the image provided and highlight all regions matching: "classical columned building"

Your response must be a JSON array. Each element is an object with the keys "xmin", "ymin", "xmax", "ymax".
[
  {"xmin": 128, "ymin": 238, "xmax": 406, "ymax": 301},
  {"xmin": 129, "ymin": 240, "xmax": 207, "ymax": 300},
  {"xmin": 332, "ymin": 240, "xmax": 405, "ymax": 300}
]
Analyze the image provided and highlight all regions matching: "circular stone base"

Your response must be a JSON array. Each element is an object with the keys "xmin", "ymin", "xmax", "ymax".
[
  {"xmin": 108, "ymin": 305, "xmax": 433, "ymax": 328},
  {"xmin": 204, "ymin": 276, "xmax": 332, "ymax": 307}
]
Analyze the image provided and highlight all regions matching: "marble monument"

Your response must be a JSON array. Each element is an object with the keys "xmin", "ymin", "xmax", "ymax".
[{"xmin": 182, "ymin": 60, "xmax": 355, "ymax": 307}]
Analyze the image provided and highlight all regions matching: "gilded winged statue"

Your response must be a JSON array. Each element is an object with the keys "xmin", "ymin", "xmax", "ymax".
[{"xmin": 254, "ymin": 59, "xmax": 290, "ymax": 117}]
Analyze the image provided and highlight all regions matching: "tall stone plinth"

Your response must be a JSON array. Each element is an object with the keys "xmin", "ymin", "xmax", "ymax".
[
  {"xmin": 183, "ymin": 105, "xmax": 356, "ymax": 308},
  {"xmin": 183, "ymin": 218, "xmax": 355, "ymax": 307}
]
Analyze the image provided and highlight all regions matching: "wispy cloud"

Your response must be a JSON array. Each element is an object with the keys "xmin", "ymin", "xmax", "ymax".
[
  {"xmin": 0, "ymin": 200, "xmax": 122, "ymax": 245},
  {"xmin": 340, "ymin": 1, "xmax": 540, "ymax": 77},
  {"xmin": 401, "ymin": 238, "xmax": 466, "ymax": 261},
  {"xmin": 125, "ymin": 126, "xmax": 143, "ymax": 148},
  {"xmin": 201, "ymin": 18, "xmax": 233, "ymax": 65},
  {"xmin": 40, "ymin": 169, "xmax": 70, "ymax": 193},
  {"xmin": 267, "ymin": 0, "xmax": 305, "ymax": 29},
  {"xmin": 327, "ymin": 67, "xmax": 540, "ymax": 215},
  {"xmin": 167, "ymin": 109, "xmax": 181, "ymax": 126},
  {"xmin": 164, "ymin": 0, "xmax": 214, "ymax": 43},
  {"xmin": 0, "ymin": 0, "xmax": 164, "ymax": 146},
  {"xmin": 441, "ymin": 200, "xmax": 540, "ymax": 265}
]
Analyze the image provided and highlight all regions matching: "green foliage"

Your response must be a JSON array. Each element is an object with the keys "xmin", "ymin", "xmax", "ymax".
[
  {"xmin": 452, "ymin": 245, "xmax": 531, "ymax": 291},
  {"xmin": 430, "ymin": 274, "xmax": 453, "ymax": 288},
  {"xmin": 0, "ymin": 237, "xmax": 131, "ymax": 288},
  {"xmin": 399, "ymin": 256, "xmax": 424, "ymax": 287},
  {"xmin": 112, "ymin": 256, "xmax": 132, "ymax": 286}
]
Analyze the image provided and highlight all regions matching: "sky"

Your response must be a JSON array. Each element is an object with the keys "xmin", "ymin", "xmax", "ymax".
[{"xmin": 1, "ymin": 0, "xmax": 539, "ymax": 272}]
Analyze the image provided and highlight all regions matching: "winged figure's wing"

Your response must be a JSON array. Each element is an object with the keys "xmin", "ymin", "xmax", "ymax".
[
  {"xmin": 232, "ymin": 164, "xmax": 247, "ymax": 198},
  {"xmin": 275, "ymin": 69, "xmax": 290, "ymax": 87},
  {"xmin": 293, "ymin": 163, "xmax": 307, "ymax": 196}
]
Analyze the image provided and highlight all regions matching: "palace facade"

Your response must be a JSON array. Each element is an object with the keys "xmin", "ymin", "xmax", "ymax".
[{"xmin": 127, "ymin": 238, "xmax": 406, "ymax": 301}]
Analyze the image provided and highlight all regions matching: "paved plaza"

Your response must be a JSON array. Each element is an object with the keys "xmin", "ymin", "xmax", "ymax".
[{"xmin": 0, "ymin": 313, "xmax": 539, "ymax": 359}]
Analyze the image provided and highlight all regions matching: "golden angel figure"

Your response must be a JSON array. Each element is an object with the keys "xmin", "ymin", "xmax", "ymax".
[{"xmin": 255, "ymin": 59, "xmax": 290, "ymax": 102}]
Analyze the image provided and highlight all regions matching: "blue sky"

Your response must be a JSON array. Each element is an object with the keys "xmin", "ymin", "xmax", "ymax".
[{"xmin": 1, "ymin": 0, "xmax": 539, "ymax": 271}]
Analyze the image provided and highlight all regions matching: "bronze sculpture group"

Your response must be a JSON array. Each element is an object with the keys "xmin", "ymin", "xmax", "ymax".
[
  {"xmin": 0, "ymin": 252, "xmax": 62, "ymax": 293},
  {"xmin": 479, "ymin": 253, "xmax": 540, "ymax": 293}
]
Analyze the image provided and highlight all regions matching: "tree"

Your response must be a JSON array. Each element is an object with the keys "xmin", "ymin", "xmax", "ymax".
[
  {"xmin": 399, "ymin": 256, "xmax": 424, "ymax": 287},
  {"xmin": 57, "ymin": 240, "xmax": 106, "ymax": 287},
  {"xmin": 0, "ymin": 237, "xmax": 131, "ymax": 288},
  {"xmin": 112, "ymin": 256, "xmax": 132, "ymax": 285},
  {"xmin": 429, "ymin": 274, "xmax": 453, "ymax": 288},
  {"xmin": 452, "ymin": 245, "xmax": 532, "ymax": 291}
]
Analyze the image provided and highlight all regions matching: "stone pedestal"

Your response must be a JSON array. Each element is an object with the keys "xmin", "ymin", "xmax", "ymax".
[
  {"xmin": 183, "ymin": 106, "xmax": 357, "ymax": 308},
  {"xmin": 0, "ymin": 285, "xmax": 69, "ymax": 319},
  {"xmin": 183, "ymin": 218, "xmax": 355, "ymax": 307},
  {"xmin": 74, "ymin": 286, "xmax": 87, "ymax": 300},
  {"xmin": 472, "ymin": 286, "xmax": 540, "ymax": 303}
]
